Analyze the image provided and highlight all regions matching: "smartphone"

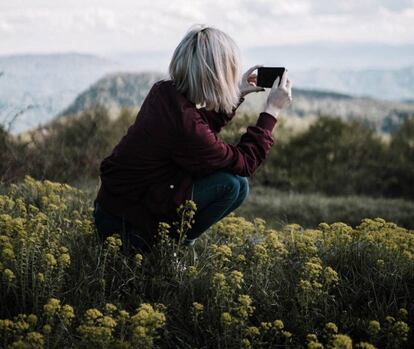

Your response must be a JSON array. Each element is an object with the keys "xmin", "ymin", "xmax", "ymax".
[{"xmin": 257, "ymin": 67, "xmax": 286, "ymax": 88}]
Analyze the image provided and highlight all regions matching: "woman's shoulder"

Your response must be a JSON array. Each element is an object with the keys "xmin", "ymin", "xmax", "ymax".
[
  {"xmin": 152, "ymin": 78, "xmax": 174, "ymax": 91},
  {"xmin": 151, "ymin": 78, "xmax": 197, "ymax": 110},
  {"xmin": 148, "ymin": 78, "xmax": 176, "ymax": 102}
]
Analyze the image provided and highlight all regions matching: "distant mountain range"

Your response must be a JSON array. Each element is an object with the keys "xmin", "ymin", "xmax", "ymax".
[
  {"xmin": 57, "ymin": 71, "xmax": 167, "ymax": 118},
  {"xmin": 54, "ymin": 72, "xmax": 414, "ymax": 134},
  {"xmin": 290, "ymin": 66, "xmax": 414, "ymax": 101},
  {"xmin": 0, "ymin": 53, "xmax": 120, "ymax": 134},
  {"xmin": 1, "ymin": 51, "xmax": 414, "ymax": 134}
]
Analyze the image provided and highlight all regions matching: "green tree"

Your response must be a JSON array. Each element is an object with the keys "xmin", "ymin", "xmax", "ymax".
[
  {"xmin": 264, "ymin": 117, "xmax": 387, "ymax": 195},
  {"xmin": 384, "ymin": 116, "xmax": 414, "ymax": 198}
]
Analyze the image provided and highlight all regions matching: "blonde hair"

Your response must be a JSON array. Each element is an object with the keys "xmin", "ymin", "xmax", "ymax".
[{"xmin": 168, "ymin": 24, "xmax": 242, "ymax": 114}]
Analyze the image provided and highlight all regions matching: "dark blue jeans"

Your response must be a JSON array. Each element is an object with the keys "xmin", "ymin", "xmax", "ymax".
[
  {"xmin": 185, "ymin": 170, "xmax": 249, "ymax": 240},
  {"xmin": 93, "ymin": 202, "xmax": 151, "ymax": 254},
  {"xmin": 92, "ymin": 170, "xmax": 249, "ymax": 251}
]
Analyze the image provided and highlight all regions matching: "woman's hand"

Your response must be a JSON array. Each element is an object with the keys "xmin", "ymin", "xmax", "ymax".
[
  {"xmin": 263, "ymin": 69, "xmax": 292, "ymax": 119},
  {"xmin": 239, "ymin": 64, "xmax": 266, "ymax": 98}
]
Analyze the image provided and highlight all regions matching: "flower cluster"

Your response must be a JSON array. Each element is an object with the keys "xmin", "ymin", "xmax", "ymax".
[{"xmin": 0, "ymin": 177, "xmax": 413, "ymax": 348}]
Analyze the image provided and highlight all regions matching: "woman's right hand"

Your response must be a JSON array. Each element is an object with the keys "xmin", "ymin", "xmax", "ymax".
[{"xmin": 263, "ymin": 69, "xmax": 292, "ymax": 119}]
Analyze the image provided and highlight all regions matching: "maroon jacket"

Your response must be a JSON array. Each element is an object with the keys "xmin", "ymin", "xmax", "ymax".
[{"xmin": 95, "ymin": 78, "xmax": 277, "ymax": 245}]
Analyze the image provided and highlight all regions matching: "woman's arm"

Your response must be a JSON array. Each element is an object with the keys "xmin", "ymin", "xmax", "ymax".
[
  {"xmin": 172, "ymin": 68, "xmax": 292, "ymax": 179},
  {"xmin": 171, "ymin": 108, "xmax": 276, "ymax": 179},
  {"xmin": 197, "ymin": 96, "xmax": 245, "ymax": 134}
]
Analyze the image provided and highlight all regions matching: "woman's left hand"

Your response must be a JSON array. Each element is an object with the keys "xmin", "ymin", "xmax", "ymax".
[{"xmin": 239, "ymin": 64, "xmax": 266, "ymax": 98}]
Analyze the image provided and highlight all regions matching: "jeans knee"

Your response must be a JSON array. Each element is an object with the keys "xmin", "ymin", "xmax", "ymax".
[
  {"xmin": 236, "ymin": 176, "xmax": 249, "ymax": 202},
  {"xmin": 219, "ymin": 171, "xmax": 241, "ymax": 200}
]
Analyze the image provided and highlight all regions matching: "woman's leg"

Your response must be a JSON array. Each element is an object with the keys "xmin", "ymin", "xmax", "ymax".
[
  {"xmin": 213, "ymin": 174, "xmax": 249, "ymax": 222},
  {"xmin": 185, "ymin": 171, "xmax": 249, "ymax": 240},
  {"xmin": 93, "ymin": 202, "xmax": 148, "ymax": 254}
]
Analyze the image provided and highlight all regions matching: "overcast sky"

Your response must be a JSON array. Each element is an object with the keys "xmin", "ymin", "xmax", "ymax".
[{"xmin": 1, "ymin": 0, "xmax": 414, "ymax": 55}]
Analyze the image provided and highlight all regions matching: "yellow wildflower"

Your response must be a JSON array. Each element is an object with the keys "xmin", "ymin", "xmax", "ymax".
[
  {"xmin": 191, "ymin": 302, "xmax": 204, "ymax": 321},
  {"xmin": 44, "ymin": 253, "xmax": 57, "ymax": 268},
  {"xmin": 244, "ymin": 326, "xmax": 260, "ymax": 337},
  {"xmin": 98, "ymin": 316, "xmax": 117, "ymax": 328},
  {"xmin": 221, "ymin": 312, "xmax": 233, "ymax": 326},
  {"xmin": 134, "ymin": 325, "xmax": 147, "ymax": 337},
  {"xmin": 242, "ymin": 338, "xmax": 252, "ymax": 349},
  {"xmin": 308, "ymin": 342, "xmax": 324, "ymax": 349},
  {"xmin": 85, "ymin": 308, "xmax": 103, "ymax": 321},
  {"xmin": 131, "ymin": 303, "xmax": 166, "ymax": 329},
  {"xmin": 229, "ymin": 270, "xmax": 244, "ymax": 289},
  {"xmin": 105, "ymin": 303, "xmax": 117, "ymax": 314},
  {"xmin": 282, "ymin": 330, "xmax": 292, "ymax": 339},
  {"xmin": 330, "ymin": 334, "xmax": 352, "ymax": 349},
  {"xmin": 42, "ymin": 324, "xmax": 52, "ymax": 334},
  {"xmin": 105, "ymin": 235, "xmax": 123, "ymax": 251},
  {"xmin": 323, "ymin": 266, "xmax": 340, "ymax": 286},
  {"xmin": 187, "ymin": 266, "xmax": 197, "ymax": 278},
  {"xmin": 260, "ymin": 322, "xmax": 272, "ymax": 331},
  {"xmin": 43, "ymin": 298, "xmax": 61, "ymax": 318},
  {"xmin": 385, "ymin": 316, "xmax": 395, "ymax": 324},
  {"xmin": 0, "ymin": 319, "xmax": 14, "ymax": 333},
  {"xmin": 212, "ymin": 272, "xmax": 226, "ymax": 288},
  {"xmin": 216, "ymin": 244, "xmax": 232, "ymax": 262},
  {"xmin": 59, "ymin": 246, "xmax": 69, "ymax": 253},
  {"xmin": 14, "ymin": 318, "xmax": 30, "ymax": 332},
  {"xmin": 60, "ymin": 304, "xmax": 75, "ymax": 325},
  {"xmin": 57, "ymin": 253, "xmax": 71, "ymax": 268},
  {"xmin": 3, "ymin": 268, "xmax": 15, "ymax": 283},
  {"xmin": 236, "ymin": 295, "xmax": 255, "ymax": 319},
  {"xmin": 392, "ymin": 321, "xmax": 409, "ymax": 339},
  {"xmin": 26, "ymin": 331, "xmax": 44, "ymax": 347},
  {"xmin": 134, "ymin": 253, "xmax": 143, "ymax": 266},
  {"xmin": 253, "ymin": 243, "xmax": 269, "ymax": 263},
  {"xmin": 192, "ymin": 302, "xmax": 204, "ymax": 314},
  {"xmin": 367, "ymin": 320, "xmax": 380, "ymax": 336},
  {"xmin": 27, "ymin": 314, "xmax": 38, "ymax": 327},
  {"xmin": 2, "ymin": 248, "xmax": 16, "ymax": 261},
  {"xmin": 318, "ymin": 222, "xmax": 330, "ymax": 230},
  {"xmin": 118, "ymin": 310, "xmax": 130, "ymax": 320},
  {"xmin": 325, "ymin": 322, "xmax": 338, "ymax": 334},
  {"xmin": 36, "ymin": 273, "xmax": 45, "ymax": 283},
  {"xmin": 273, "ymin": 320, "xmax": 284, "ymax": 330},
  {"xmin": 398, "ymin": 308, "xmax": 408, "ymax": 320}
]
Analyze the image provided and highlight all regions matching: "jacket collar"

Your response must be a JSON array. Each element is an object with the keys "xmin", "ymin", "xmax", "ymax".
[{"xmin": 162, "ymin": 79, "xmax": 196, "ymax": 108}]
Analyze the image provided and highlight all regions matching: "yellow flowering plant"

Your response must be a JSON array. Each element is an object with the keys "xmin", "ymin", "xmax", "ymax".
[{"xmin": 0, "ymin": 177, "xmax": 413, "ymax": 348}]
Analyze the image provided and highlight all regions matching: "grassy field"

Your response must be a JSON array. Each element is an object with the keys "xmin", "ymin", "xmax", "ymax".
[
  {"xmin": 71, "ymin": 177, "xmax": 414, "ymax": 231},
  {"xmin": 235, "ymin": 185, "xmax": 414, "ymax": 230},
  {"xmin": 0, "ymin": 176, "xmax": 413, "ymax": 348}
]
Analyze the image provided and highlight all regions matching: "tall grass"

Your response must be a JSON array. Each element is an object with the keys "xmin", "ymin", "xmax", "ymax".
[
  {"xmin": 0, "ymin": 176, "xmax": 413, "ymax": 348},
  {"xmin": 235, "ymin": 185, "xmax": 414, "ymax": 230}
]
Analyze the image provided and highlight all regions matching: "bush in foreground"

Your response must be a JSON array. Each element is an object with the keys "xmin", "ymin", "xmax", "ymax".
[{"xmin": 0, "ymin": 176, "xmax": 413, "ymax": 348}]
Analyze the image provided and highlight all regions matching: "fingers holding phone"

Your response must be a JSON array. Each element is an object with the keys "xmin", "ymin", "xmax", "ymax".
[
  {"xmin": 239, "ymin": 64, "xmax": 266, "ymax": 98},
  {"xmin": 264, "ymin": 69, "xmax": 293, "ymax": 119},
  {"xmin": 278, "ymin": 69, "xmax": 293, "ymax": 100}
]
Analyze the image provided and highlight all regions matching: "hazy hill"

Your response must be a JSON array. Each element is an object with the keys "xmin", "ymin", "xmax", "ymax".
[
  {"xmin": 290, "ymin": 66, "xmax": 414, "ymax": 101},
  {"xmin": 1, "ymin": 50, "xmax": 414, "ymax": 134},
  {"xmin": 58, "ymin": 72, "xmax": 414, "ymax": 134},
  {"xmin": 57, "ymin": 71, "xmax": 167, "ymax": 118},
  {"xmin": 0, "ymin": 53, "xmax": 120, "ymax": 133}
]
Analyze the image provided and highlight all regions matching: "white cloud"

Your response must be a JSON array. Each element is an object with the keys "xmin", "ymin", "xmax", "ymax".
[{"xmin": 0, "ymin": 0, "xmax": 413, "ymax": 54}]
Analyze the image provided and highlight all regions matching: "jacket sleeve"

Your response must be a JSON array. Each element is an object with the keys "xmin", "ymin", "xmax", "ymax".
[
  {"xmin": 197, "ymin": 96, "xmax": 245, "ymax": 134},
  {"xmin": 171, "ymin": 110, "xmax": 277, "ymax": 178}
]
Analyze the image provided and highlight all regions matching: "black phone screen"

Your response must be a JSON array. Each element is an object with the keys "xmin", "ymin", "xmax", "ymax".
[{"xmin": 257, "ymin": 67, "xmax": 286, "ymax": 88}]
